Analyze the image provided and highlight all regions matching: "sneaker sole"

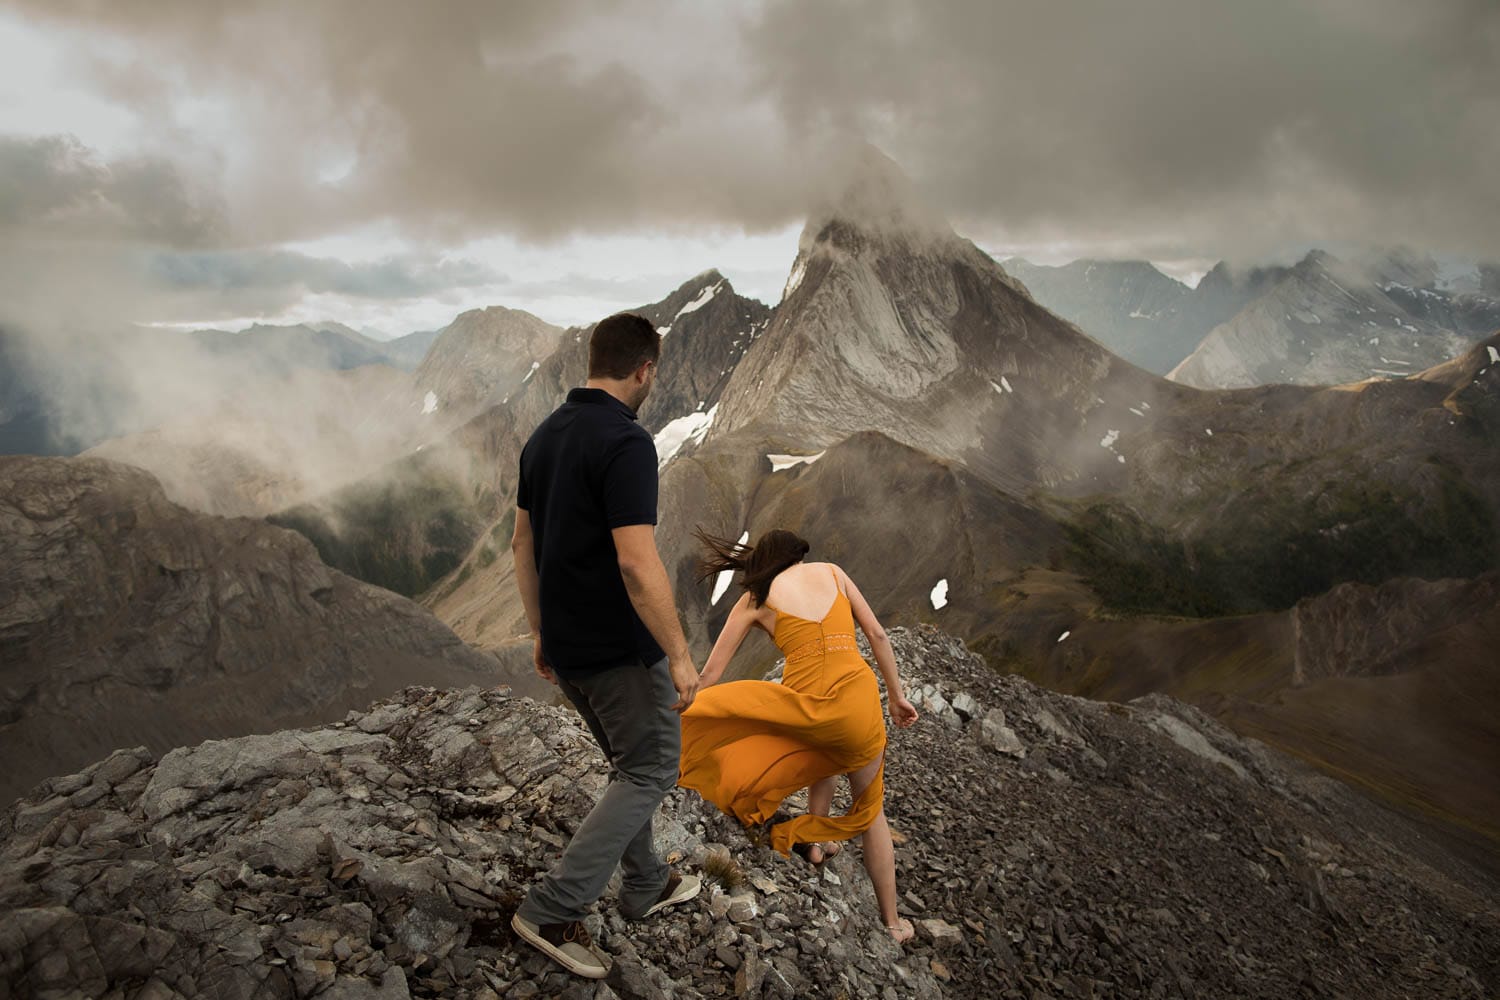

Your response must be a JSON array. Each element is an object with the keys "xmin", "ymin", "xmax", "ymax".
[
  {"xmin": 640, "ymin": 873, "xmax": 702, "ymax": 918},
  {"xmin": 510, "ymin": 913, "xmax": 609, "ymax": 979}
]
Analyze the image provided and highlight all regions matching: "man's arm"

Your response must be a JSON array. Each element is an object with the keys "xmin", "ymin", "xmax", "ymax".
[
  {"xmin": 612, "ymin": 523, "xmax": 698, "ymax": 711},
  {"xmin": 510, "ymin": 508, "xmax": 554, "ymax": 685}
]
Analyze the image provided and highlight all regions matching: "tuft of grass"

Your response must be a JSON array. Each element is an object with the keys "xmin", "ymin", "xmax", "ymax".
[{"xmin": 701, "ymin": 845, "xmax": 746, "ymax": 892}]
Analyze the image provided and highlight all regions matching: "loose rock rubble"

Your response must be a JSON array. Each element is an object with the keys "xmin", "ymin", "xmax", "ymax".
[{"xmin": 3, "ymin": 626, "xmax": 1497, "ymax": 999}]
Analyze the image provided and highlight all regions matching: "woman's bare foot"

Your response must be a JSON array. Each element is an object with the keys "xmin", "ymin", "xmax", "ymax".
[
  {"xmin": 886, "ymin": 917, "xmax": 914, "ymax": 944},
  {"xmin": 799, "ymin": 841, "xmax": 844, "ymax": 865}
]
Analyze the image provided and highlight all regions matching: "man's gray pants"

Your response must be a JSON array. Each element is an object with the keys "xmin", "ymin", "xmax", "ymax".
[{"xmin": 517, "ymin": 656, "xmax": 679, "ymax": 926}]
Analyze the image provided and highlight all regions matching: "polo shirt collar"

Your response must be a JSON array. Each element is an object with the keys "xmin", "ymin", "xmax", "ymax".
[{"xmin": 567, "ymin": 386, "xmax": 639, "ymax": 420}]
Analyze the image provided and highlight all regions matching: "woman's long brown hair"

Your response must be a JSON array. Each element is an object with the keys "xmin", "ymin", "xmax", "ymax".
[{"xmin": 695, "ymin": 527, "xmax": 811, "ymax": 607}]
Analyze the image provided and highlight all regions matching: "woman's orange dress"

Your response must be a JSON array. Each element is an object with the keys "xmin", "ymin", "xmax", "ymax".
[{"xmin": 678, "ymin": 569, "xmax": 887, "ymax": 856}]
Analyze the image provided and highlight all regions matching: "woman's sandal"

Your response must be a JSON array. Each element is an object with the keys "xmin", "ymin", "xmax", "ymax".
[{"xmin": 886, "ymin": 918, "xmax": 915, "ymax": 944}]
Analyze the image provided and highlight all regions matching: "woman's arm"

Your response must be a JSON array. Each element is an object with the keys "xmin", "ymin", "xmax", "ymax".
[
  {"xmin": 699, "ymin": 592, "xmax": 760, "ymax": 687},
  {"xmin": 835, "ymin": 566, "xmax": 918, "ymax": 728}
]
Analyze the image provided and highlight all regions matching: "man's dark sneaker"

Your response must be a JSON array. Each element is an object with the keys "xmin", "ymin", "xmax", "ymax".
[
  {"xmin": 510, "ymin": 913, "xmax": 610, "ymax": 979},
  {"xmin": 635, "ymin": 870, "xmax": 702, "ymax": 919}
]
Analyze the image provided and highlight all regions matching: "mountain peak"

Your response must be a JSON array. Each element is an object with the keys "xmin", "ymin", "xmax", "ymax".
[{"xmin": 802, "ymin": 143, "xmax": 952, "ymax": 251}]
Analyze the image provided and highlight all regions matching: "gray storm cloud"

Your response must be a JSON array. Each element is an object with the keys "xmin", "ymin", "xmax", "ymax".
[
  {"xmin": 10, "ymin": 0, "xmax": 1499, "ymax": 262},
  {"xmin": 0, "ymin": 134, "xmax": 222, "ymax": 246}
]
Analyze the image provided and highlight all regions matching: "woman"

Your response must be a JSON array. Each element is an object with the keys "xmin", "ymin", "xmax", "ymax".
[{"xmin": 678, "ymin": 528, "xmax": 920, "ymax": 943}]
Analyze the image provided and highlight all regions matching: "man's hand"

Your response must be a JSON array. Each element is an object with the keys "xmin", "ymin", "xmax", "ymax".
[
  {"xmin": 533, "ymin": 636, "xmax": 556, "ymax": 685},
  {"xmin": 669, "ymin": 655, "xmax": 700, "ymax": 712}
]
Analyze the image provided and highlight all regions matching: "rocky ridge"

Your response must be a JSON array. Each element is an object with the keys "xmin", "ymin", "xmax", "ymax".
[
  {"xmin": 409, "ymin": 307, "xmax": 565, "ymax": 433},
  {"xmin": 3, "ymin": 627, "xmax": 1495, "ymax": 999}
]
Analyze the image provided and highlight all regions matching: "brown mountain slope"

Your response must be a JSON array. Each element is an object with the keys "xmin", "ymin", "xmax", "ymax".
[
  {"xmin": 983, "ymin": 567, "xmax": 1500, "ymax": 859},
  {"xmin": 0, "ymin": 455, "xmax": 512, "ymax": 805}
]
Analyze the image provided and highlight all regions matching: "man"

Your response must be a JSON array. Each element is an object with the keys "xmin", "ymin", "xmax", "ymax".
[{"xmin": 508, "ymin": 312, "xmax": 703, "ymax": 980}]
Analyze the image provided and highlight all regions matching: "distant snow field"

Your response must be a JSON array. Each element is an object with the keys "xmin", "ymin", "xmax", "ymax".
[
  {"xmin": 1489, "ymin": 346, "xmax": 1500, "ymax": 365},
  {"xmin": 1100, "ymin": 429, "xmax": 1120, "ymax": 449},
  {"xmin": 421, "ymin": 391, "xmax": 438, "ymax": 415},
  {"xmin": 930, "ymin": 579, "xmax": 949, "ymax": 610}
]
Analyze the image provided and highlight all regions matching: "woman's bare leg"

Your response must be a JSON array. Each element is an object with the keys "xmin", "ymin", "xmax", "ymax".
[
  {"xmin": 808, "ymin": 775, "xmax": 837, "ymax": 817},
  {"xmin": 805, "ymin": 775, "xmax": 838, "ymax": 862},
  {"xmin": 849, "ymin": 754, "xmax": 910, "ymax": 940}
]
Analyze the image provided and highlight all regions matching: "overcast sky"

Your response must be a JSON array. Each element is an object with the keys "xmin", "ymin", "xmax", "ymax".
[{"xmin": 2, "ymin": 0, "xmax": 1496, "ymax": 334}]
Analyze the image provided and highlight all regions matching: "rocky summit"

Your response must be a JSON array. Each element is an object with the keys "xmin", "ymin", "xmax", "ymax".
[{"xmin": 3, "ymin": 627, "xmax": 1496, "ymax": 1000}]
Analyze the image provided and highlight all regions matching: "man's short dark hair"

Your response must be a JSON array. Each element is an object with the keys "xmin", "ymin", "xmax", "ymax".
[{"xmin": 588, "ymin": 313, "xmax": 661, "ymax": 380}]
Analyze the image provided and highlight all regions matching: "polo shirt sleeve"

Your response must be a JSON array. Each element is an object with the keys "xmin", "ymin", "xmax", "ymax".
[
  {"xmin": 516, "ymin": 442, "xmax": 531, "ymax": 511},
  {"xmin": 601, "ymin": 431, "xmax": 658, "ymax": 528}
]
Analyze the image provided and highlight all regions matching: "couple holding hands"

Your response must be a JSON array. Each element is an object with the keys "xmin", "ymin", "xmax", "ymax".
[{"xmin": 507, "ymin": 313, "xmax": 919, "ymax": 979}]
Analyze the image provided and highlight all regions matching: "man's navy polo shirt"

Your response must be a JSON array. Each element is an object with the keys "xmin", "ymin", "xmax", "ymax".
[{"xmin": 517, "ymin": 387, "xmax": 666, "ymax": 677}]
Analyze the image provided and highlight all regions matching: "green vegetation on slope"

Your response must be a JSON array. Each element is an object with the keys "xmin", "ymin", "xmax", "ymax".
[
  {"xmin": 1066, "ymin": 461, "xmax": 1496, "ymax": 616},
  {"xmin": 269, "ymin": 465, "xmax": 491, "ymax": 598}
]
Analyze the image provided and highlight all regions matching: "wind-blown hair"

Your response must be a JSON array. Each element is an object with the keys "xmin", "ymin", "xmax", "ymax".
[{"xmin": 695, "ymin": 527, "xmax": 811, "ymax": 608}]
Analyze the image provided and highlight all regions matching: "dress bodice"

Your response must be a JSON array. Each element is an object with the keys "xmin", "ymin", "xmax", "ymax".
[{"xmin": 766, "ymin": 569, "xmax": 860, "ymax": 670}]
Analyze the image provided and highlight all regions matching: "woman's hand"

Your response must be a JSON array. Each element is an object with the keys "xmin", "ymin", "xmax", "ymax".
[
  {"xmin": 889, "ymin": 695, "xmax": 918, "ymax": 728},
  {"xmin": 533, "ymin": 636, "xmax": 556, "ymax": 686}
]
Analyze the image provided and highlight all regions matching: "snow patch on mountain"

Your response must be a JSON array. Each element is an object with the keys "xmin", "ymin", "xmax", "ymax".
[
  {"xmin": 783, "ymin": 258, "xmax": 807, "ymax": 301},
  {"xmin": 711, "ymin": 530, "xmax": 750, "ymax": 605},
  {"xmin": 930, "ymin": 579, "xmax": 949, "ymax": 610},
  {"xmin": 653, "ymin": 404, "xmax": 718, "ymax": 470},
  {"xmin": 676, "ymin": 280, "xmax": 723, "ymax": 320},
  {"xmin": 768, "ymin": 452, "xmax": 825, "ymax": 471}
]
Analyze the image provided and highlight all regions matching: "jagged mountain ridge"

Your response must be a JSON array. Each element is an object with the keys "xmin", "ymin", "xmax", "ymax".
[
  {"xmin": 274, "ymin": 271, "xmax": 772, "ymax": 604},
  {"xmin": 1001, "ymin": 257, "xmax": 1270, "ymax": 375},
  {"xmin": 2, "ymin": 627, "xmax": 1495, "ymax": 999},
  {"xmin": 409, "ymin": 307, "xmax": 565, "ymax": 432},
  {"xmin": 1007, "ymin": 250, "xmax": 1500, "ymax": 388},
  {"xmin": 705, "ymin": 186, "xmax": 1148, "ymax": 497},
  {"xmin": 1169, "ymin": 250, "xmax": 1500, "ymax": 388},
  {"xmin": 0, "ymin": 455, "xmax": 516, "ymax": 805},
  {"xmin": 423, "ymin": 270, "xmax": 774, "ymax": 639}
]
